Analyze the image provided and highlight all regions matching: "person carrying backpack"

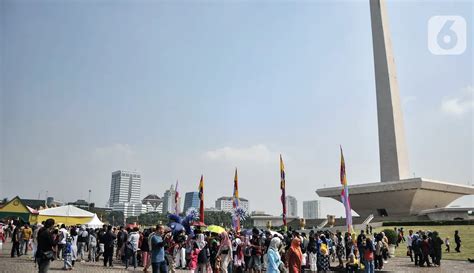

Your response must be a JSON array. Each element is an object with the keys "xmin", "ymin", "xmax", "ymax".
[
  {"xmin": 77, "ymin": 226, "xmax": 88, "ymax": 262},
  {"xmin": 88, "ymin": 230, "xmax": 97, "ymax": 263},
  {"xmin": 412, "ymin": 234, "xmax": 422, "ymax": 266}
]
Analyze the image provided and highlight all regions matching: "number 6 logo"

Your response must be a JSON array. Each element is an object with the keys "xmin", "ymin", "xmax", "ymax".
[{"xmin": 428, "ymin": 16, "xmax": 466, "ymax": 55}]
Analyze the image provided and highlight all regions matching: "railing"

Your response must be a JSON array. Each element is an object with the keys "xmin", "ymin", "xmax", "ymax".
[
  {"xmin": 361, "ymin": 214, "xmax": 374, "ymax": 226},
  {"xmin": 317, "ymin": 219, "xmax": 328, "ymax": 229}
]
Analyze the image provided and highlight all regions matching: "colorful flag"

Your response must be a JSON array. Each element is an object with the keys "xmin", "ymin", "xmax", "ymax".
[
  {"xmin": 198, "ymin": 175, "xmax": 204, "ymax": 223},
  {"xmin": 280, "ymin": 154, "xmax": 287, "ymax": 227},
  {"xmin": 233, "ymin": 168, "xmax": 241, "ymax": 232},
  {"xmin": 175, "ymin": 180, "xmax": 180, "ymax": 214},
  {"xmin": 340, "ymin": 146, "xmax": 353, "ymax": 233}
]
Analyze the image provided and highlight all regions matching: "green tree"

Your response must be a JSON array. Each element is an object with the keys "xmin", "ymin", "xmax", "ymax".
[{"xmin": 106, "ymin": 211, "xmax": 124, "ymax": 226}]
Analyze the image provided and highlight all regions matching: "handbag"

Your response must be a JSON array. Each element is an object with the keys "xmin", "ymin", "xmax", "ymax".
[{"xmin": 364, "ymin": 250, "xmax": 374, "ymax": 261}]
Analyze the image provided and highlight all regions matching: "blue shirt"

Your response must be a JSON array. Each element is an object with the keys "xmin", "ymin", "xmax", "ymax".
[{"xmin": 150, "ymin": 234, "xmax": 165, "ymax": 263}]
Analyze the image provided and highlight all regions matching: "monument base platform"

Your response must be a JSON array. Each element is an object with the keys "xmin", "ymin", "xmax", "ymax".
[{"xmin": 316, "ymin": 178, "xmax": 474, "ymax": 218}]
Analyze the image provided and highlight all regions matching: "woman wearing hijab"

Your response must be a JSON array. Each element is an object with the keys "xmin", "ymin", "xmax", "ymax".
[
  {"xmin": 287, "ymin": 238, "xmax": 302, "ymax": 273},
  {"xmin": 217, "ymin": 232, "xmax": 233, "ymax": 273},
  {"xmin": 267, "ymin": 237, "xmax": 283, "ymax": 273},
  {"xmin": 196, "ymin": 233, "xmax": 209, "ymax": 273},
  {"xmin": 306, "ymin": 234, "xmax": 317, "ymax": 273}
]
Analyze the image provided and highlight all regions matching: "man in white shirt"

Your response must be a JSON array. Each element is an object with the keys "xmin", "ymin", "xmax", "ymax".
[
  {"xmin": 406, "ymin": 230, "xmax": 414, "ymax": 262},
  {"xmin": 57, "ymin": 224, "xmax": 68, "ymax": 259}
]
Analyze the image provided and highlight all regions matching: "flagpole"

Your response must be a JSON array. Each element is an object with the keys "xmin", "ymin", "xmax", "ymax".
[{"xmin": 280, "ymin": 155, "xmax": 287, "ymax": 229}]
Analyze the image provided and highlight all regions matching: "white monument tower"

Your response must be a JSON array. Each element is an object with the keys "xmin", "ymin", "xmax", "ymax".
[
  {"xmin": 317, "ymin": 0, "xmax": 474, "ymax": 219},
  {"xmin": 370, "ymin": 0, "xmax": 410, "ymax": 182}
]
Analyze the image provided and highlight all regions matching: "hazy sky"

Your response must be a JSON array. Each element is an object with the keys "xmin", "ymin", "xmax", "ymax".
[{"xmin": 1, "ymin": 0, "xmax": 472, "ymax": 218}]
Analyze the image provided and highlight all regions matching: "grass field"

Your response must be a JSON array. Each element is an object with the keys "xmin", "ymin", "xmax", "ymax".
[{"xmin": 375, "ymin": 225, "xmax": 473, "ymax": 261}]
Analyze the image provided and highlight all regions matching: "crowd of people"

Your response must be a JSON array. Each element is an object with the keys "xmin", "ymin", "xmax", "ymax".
[
  {"xmin": 405, "ymin": 229, "xmax": 462, "ymax": 268},
  {"xmin": 0, "ymin": 219, "xmax": 466, "ymax": 273}
]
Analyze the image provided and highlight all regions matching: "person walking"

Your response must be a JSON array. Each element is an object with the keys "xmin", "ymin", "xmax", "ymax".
[
  {"xmin": 35, "ymin": 218, "xmax": 58, "ymax": 273},
  {"xmin": 287, "ymin": 238, "xmax": 303, "ymax": 273},
  {"xmin": 374, "ymin": 235, "xmax": 384, "ymax": 270},
  {"xmin": 217, "ymin": 231, "xmax": 233, "ymax": 273},
  {"xmin": 11, "ymin": 221, "xmax": 21, "ymax": 258},
  {"xmin": 188, "ymin": 242, "xmax": 201, "ymax": 273},
  {"xmin": 70, "ymin": 228, "xmax": 78, "ymax": 268},
  {"xmin": 432, "ymin": 231, "xmax": 443, "ymax": 266},
  {"xmin": 335, "ymin": 232, "xmax": 344, "ymax": 268},
  {"xmin": 445, "ymin": 237, "xmax": 450, "ymax": 253},
  {"xmin": 420, "ymin": 234, "xmax": 431, "ymax": 267},
  {"xmin": 140, "ymin": 229, "xmax": 151, "ymax": 271},
  {"xmin": 21, "ymin": 223, "xmax": 32, "ymax": 255},
  {"xmin": 77, "ymin": 226, "xmax": 88, "ymax": 262},
  {"xmin": 356, "ymin": 230, "xmax": 366, "ymax": 265},
  {"xmin": 196, "ymin": 233, "xmax": 209, "ymax": 273},
  {"xmin": 406, "ymin": 230, "xmax": 414, "ymax": 262},
  {"xmin": 102, "ymin": 225, "xmax": 116, "ymax": 267},
  {"xmin": 266, "ymin": 237, "xmax": 283, "ymax": 273},
  {"xmin": 454, "ymin": 230, "xmax": 461, "ymax": 253},
  {"xmin": 88, "ymin": 230, "xmax": 98, "ymax": 262},
  {"xmin": 126, "ymin": 227, "xmax": 140, "ymax": 269},
  {"xmin": 363, "ymin": 238, "xmax": 375, "ymax": 273},
  {"xmin": 62, "ymin": 234, "xmax": 74, "ymax": 270},
  {"xmin": 57, "ymin": 224, "xmax": 68, "ymax": 259}
]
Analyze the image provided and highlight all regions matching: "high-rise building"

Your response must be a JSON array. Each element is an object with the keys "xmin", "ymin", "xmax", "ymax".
[
  {"xmin": 215, "ymin": 197, "xmax": 249, "ymax": 213},
  {"xmin": 303, "ymin": 200, "xmax": 320, "ymax": 219},
  {"xmin": 163, "ymin": 185, "xmax": 178, "ymax": 214},
  {"xmin": 286, "ymin": 195, "xmax": 298, "ymax": 217},
  {"xmin": 109, "ymin": 170, "xmax": 141, "ymax": 205},
  {"xmin": 142, "ymin": 194, "xmax": 163, "ymax": 213},
  {"xmin": 183, "ymin": 192, "xmax": 200, "ymax": 212},
  {"xmin": 108, "ymin": 170, "xmax": 145, "ymax": 218}
]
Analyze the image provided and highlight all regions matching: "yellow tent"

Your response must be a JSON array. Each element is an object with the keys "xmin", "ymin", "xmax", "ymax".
[
  {"xmin": 37, "ymin": 205, "xmax": 94, "ymax": 226},
  {"xmin": 0, "ymin": 196, "xmax": 38, "ymax": 223}
]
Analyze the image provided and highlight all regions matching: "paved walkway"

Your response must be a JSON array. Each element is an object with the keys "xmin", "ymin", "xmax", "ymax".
[{"xmin": 1, "ymin": 241, "xmax": 473, "ymax": 272}]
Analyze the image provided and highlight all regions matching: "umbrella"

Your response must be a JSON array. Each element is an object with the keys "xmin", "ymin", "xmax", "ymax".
[{"xmin": 206, "ymin": 225, "xmax": 225, "ymax": 234}]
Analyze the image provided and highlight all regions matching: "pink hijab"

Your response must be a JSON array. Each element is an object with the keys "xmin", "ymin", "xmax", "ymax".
[{"xmin": 220, "ymin": 231, "xmax": 232, "ymax": 249}]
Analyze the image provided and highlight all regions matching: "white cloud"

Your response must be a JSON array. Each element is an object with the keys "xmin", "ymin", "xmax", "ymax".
[
  {"xmin": 441, "ymin": 86, "xmax": 474, "ymax": 116},
  {"xmin": 204, "ymin": 144, "xmax": 280, "ymax": 163}
]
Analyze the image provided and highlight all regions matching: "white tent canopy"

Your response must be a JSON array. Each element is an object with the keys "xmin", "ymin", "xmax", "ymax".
[
  {"xmin": 86, "ymin": 214, "xmax": 104, "ymax": 228},
  {"xmin": 37, "ymin": 205, "xmax": 95, "ymax": 225},
  {"xmin": 39, "ymin": 205, "xmax": 94, "ymax": 217}
]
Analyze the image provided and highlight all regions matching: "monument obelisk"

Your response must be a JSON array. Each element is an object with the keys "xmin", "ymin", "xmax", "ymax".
[
  {"xmin": 370, "ymin": 0, "xmax": 410, "ymax": 182},
  {"xmin": 316, "ymin": 0, "xmax": 474, "ymax": 219}
]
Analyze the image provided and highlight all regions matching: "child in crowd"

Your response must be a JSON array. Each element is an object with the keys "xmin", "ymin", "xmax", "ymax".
[{"xmin": 445, "ymin": 237, "xmax": 450, "ymax": 253}]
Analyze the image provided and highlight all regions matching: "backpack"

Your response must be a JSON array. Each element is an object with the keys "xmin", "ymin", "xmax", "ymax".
[{"xmin": 412, "ymin": 238, "xmax": 421, "ymax": 251}]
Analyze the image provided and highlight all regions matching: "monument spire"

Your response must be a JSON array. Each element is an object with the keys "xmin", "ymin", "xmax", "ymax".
[{"xmin": 370, "ymin": 0, "xmax": 410, "ymax": 182}]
